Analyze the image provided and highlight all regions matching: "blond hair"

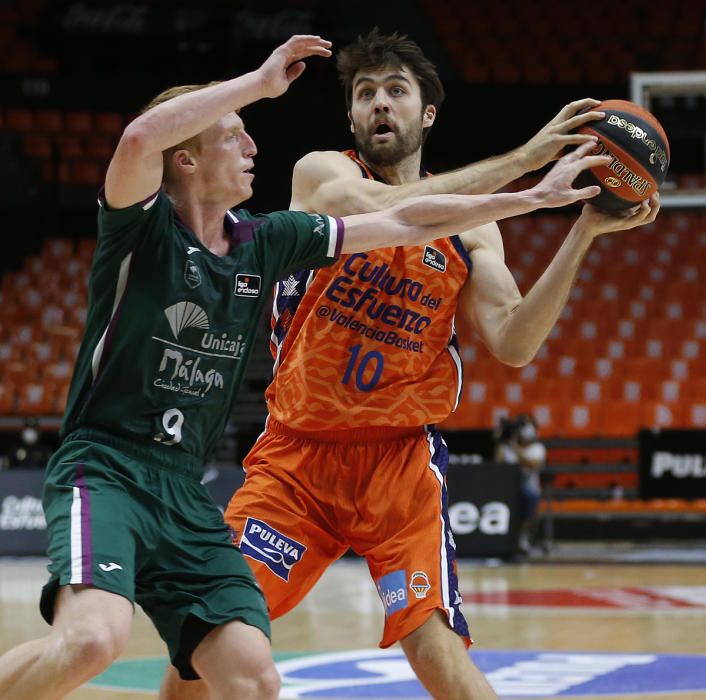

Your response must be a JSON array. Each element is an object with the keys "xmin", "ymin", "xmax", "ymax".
[{"xmin": 141, "ymin": 81, "xmax": 222, "ymax": 181}]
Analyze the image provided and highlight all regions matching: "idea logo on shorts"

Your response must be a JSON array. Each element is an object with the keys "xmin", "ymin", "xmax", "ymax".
[
  {"xmin": 239, "ymin": 518, "xmax": 306, "ymax": 581},
  {"xmin": 376, "ymin": 570, "xmax": 408, "ymax": 616}
]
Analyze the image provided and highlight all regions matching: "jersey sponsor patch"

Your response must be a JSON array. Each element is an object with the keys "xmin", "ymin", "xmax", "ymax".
[
  {"xmin": 422, "ymin": 245, "xmax": 446, "ymax": 272},
  {"xmin": 239, "ymin": 517, "xmax": 306, "ymax": 581},
  {"xmin": 235, "ymin": 274, "xmax": 261, "ymax": 298},
  {"xmin": 375, "ymin": 569, "xmax": 408, "ymax": 616}
]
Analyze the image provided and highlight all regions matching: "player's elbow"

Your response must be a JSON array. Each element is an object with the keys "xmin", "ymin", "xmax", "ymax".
[
  {"xmin": 494, "ymin": 348, "xmax": 534, "ymax": 368},
  {"xmin": 117, "ymin": 121, "xmax": 152, "ymax": 160},
  {"xmin": 488, "ymin": 337, "xmax": 536, "ymax": 367}
]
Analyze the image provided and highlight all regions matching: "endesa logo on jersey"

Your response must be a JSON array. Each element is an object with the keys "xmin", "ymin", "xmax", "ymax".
[
  {"xmin": 422, "ymin": 246, "xmax": 446, "ymax": 272},
  {"xmin": 239, "ymin": 518, "xmax": 306, "ymax": 581},
  {"xmin": 376, "ymin": 570, "xmax": 408, "ymax": 616},
  {"xmin": 234, "ymin": 274, "xmax": 261, "ymax": 298}
]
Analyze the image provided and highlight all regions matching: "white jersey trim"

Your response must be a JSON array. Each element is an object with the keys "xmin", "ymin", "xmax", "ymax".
[
  {"xmin": 326, "ymin": 216, "xmax": 339, "ymax": 258},
  {"xmin": 447, "ymin": 318, "xmax": 463, "ymax": 411},
  {"xmin": 91, "ymin": 252, "xmax": 133, "ymax": 380}
]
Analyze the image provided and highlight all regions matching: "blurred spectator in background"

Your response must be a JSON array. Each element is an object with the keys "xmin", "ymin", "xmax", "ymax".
[
  {"xmin": 11, "ymin": 417, "xmax": 52, "ymax": 469},
  {"xmin": 495, "ymin": 414, "xmax": 546, "ymax": 554}
]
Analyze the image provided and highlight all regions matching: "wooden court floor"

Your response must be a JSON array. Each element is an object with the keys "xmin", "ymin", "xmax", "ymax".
[{"xmin": 1, "ymin": 556, "xmax": 705, "ymax": 699}]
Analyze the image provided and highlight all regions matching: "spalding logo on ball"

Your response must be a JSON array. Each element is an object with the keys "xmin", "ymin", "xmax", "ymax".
[{"xmin": 574, "ymin": 99, "xmax": 670, "ymax": 210}]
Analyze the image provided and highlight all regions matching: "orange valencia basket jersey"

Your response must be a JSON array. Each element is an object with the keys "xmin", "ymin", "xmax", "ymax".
[{"xmin": 266, "ymin": 151, "xmax": 472, "ymax": 432}]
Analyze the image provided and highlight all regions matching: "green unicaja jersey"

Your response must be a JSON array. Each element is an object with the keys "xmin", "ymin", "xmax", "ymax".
[{"xmin": 61, "ymin": 190, "xmax": 343, "ymax": 473}]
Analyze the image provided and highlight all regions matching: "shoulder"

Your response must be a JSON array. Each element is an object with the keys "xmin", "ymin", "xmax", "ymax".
[
  {"xmin": 293, "ymin": 150, "xmax": 363, "ymax": 184},
  {"xmin": 291, "ymin": 151, "xmax": 366, "ymax": 212},
  {"xmin": 459, "ymin": 221, "xmax": 504, "ymax": 260}
]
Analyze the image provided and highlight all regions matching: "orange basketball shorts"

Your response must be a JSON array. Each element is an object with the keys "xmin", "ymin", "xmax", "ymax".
[{"xmin": 224, "ymin": 420, "xmax": 471, "ymax": 649}]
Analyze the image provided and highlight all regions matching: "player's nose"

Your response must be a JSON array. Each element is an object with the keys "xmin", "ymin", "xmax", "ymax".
[
  {"xmin": 372, "ymin": 88, "xmax": 390, "ymax": 112},
  {"xmin": 242, "ymin": 130, "xmax": 257, "ymax": 157}
]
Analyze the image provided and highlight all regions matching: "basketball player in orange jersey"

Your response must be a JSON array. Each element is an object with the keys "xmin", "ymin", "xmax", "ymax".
[{"xmin": 160, "ymin": 30, "xmax": 659, "ymax": 700}]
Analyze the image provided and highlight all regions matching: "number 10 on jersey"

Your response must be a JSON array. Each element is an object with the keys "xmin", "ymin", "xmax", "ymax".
[{"xmin": 342, "ymin": 344, "xmax": 384, "ymax": 392}]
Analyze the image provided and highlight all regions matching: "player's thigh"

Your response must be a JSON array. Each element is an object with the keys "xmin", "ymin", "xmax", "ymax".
[
  {"xmin": 40, "ymin": 444, "xmax": 140, "ymax": 624},
  {"xmin": 138, "ymin": 477, "xmax": 270, "ymax": 681},
  {"xmin": 227, "ymin": 436, "xmax": 348, "ymax": 619},
  {"xmin": 360, "ymin": 431, "xmax": 471, "ymax": 648}
]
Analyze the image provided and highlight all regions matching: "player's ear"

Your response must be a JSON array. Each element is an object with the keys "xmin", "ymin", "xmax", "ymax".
[
  {"xmin": 348, "ymin": 111, "xmax": 355, "ymax": 134},
  {"xmin": 173, "ymin": 149, "xmax": 197, "ymax": 174},
  {"xmin": 422, "ymin": 105, "xmax": 436, "ymax": 128}
]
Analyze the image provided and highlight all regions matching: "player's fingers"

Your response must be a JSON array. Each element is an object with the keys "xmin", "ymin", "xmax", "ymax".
[
  {"xmin": 579, "ymin": 154, "xmax": 612, "ymax": 171},
  {"xmin": 566, "ymin": 138, "xmax": 600, "ymax": 161},
  {"xmin": 285, "ymin": 35, "xmax": 332, "ymax": 57},
  {"xmin": 560, "ymin": 110, "xmax": 606, "ymax": 132},
  {"xmin": 576, "ymin": 185, "xmax": 602, "ymax": 199},
  {"xmin": 285, "ymin": 60, "xmax": 307, "ymax": 83},
  {"xmin": 556, "ymin": 133, "xmax": 602, "ymax": 147},
  {"xmin": 556, "ymin": 97, "xmax": 602, "ymax": 120}
]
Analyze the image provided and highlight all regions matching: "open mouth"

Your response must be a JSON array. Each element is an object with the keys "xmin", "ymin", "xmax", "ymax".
[{"xmin": 374, "ymin": 123, "xmax": 393, "ymax": 136}]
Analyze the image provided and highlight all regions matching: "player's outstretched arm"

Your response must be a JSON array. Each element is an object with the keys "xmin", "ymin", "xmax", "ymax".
[
  {"xmin": 461, "ymin": 194, "xmax": 660, "ymax": 367},
  {"xmin": 105, "ymin": 35, "xmax": 332, "ymax": 209},
  {"xmin": 339, "ymin": 140, "xmax": 606, "ymax": 254},
  {"xmin": 291, "ymin": 99, "xmax": 605, "ymax": 216}
]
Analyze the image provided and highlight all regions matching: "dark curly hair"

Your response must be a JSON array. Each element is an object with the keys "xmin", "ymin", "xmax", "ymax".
[{"xmin": 336, "ymin": 28, "xmax": 445, "ymax": 114}]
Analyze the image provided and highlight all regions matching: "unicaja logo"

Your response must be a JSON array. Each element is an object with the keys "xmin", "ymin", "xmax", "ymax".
[{"xmin": 164, "ymin": 302, "xmax": 209, "ymax": 339}]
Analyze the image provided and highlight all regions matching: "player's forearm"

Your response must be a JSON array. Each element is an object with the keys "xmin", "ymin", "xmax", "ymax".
[
  {"xmin": 374, "ymin": 150, "xmax": 530, "ymax": 207},
  {"xmin": 125, "ymin": 72, "xmax": 266, "ymax": 155},
  {"xmin": 493, "ymin": 221, "xmax": 594, "ymax": 365},
  {"xmin": 390, "ymin": 189, "xmax": 546, "ymax": 240},
  {"xmin": 341, "ymin": 189, "xmax": 547, "ymax": 253}
]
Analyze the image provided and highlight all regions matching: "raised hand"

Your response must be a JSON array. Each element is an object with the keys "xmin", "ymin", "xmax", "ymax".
[
  {"xmin": 579, "ymin": 193, "xmax": 661, "ymax": 238},
  {"xmin": 519, "ymin": 98, "xmax": 606, "ymax": 171},
  {"xmin": 258, "ymin": 35, "xmax": 332, "ymax": 99},
  {"xmin": 531, "ymin": 139, "xmax": 610, "ymax": 208}
]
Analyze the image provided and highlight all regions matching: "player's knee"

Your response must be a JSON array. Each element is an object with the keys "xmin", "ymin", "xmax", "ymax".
[
  {"xmin": 401, "ymin": 611, "xmax": 460, "ymax": 667},
  {"xmin": 214, "ymin": 662, "xmax": 280, "ymax": 700},
  {"xmin": 60, "ymin": 622, "xmax": 125, "ymax": 674}
]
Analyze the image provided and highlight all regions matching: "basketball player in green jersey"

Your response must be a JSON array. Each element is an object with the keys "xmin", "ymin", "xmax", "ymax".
[{"xmin": 0, "ymin": 31, "xmax": 610, "ymax": 700}]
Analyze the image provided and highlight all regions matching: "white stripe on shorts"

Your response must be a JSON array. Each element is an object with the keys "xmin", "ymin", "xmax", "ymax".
[{"xmin": 69, "ymin": 485, "xmax": 83, "ymax": 583}]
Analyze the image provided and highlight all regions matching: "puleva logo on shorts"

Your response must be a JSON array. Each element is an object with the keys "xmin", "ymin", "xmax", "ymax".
[
  {"xmin": 422, "ymin": 246, "xmax": 446, "ymax": 272},
  {"xmin": 375, "ymin": 570, "xmax": 408, "ymax": 616},
  {"xmin": 234, "ymin": 274, "xmax": 261, "ymax": 298},
  {"xmin": 239, "ymin": 518, "xmax": 306, "ymax": 581}
]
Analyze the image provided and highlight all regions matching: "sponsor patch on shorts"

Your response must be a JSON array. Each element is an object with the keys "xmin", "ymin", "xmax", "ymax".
[
  {"xmin": 409, "ymin": 570, "xmax": 431, "ymax": 599},
  {"xmin": 239, "ymin": 517, "xmax": 306, "ymax": 581},
  {"xmin": 376, "ymin": 570, "xmax": 408, "ymax": 616}
]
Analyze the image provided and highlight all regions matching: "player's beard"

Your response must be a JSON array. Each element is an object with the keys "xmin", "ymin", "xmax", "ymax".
[{"xmin": 353, "ymin": 119, "xmax": 424, "ymax": 168}]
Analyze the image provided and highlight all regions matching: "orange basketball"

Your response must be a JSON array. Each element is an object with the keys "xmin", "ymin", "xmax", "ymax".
[{"xmin": 574, "ymin": 99, "xmax": 670, "ymax": 210}]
